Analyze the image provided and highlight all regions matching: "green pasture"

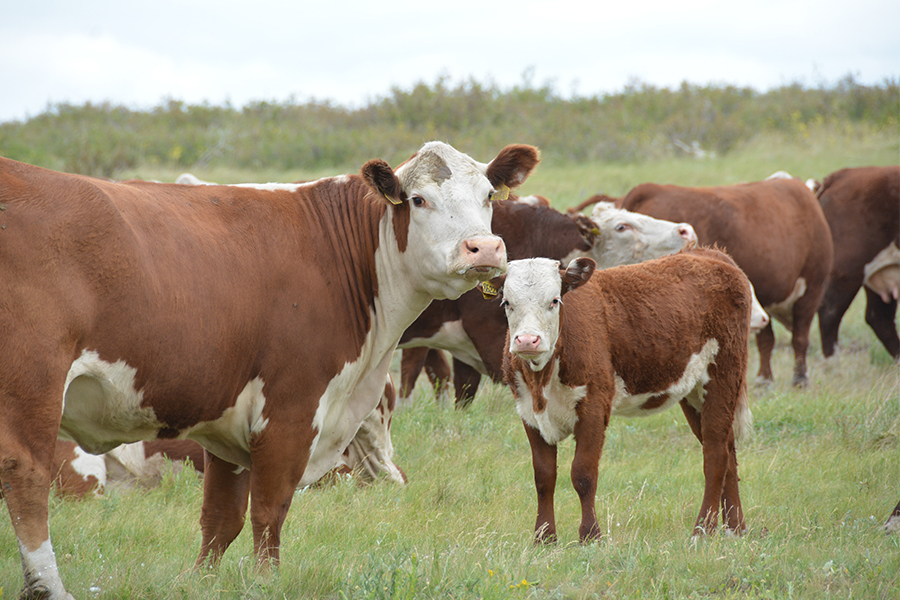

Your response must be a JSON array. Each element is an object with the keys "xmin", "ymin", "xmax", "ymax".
[{"xmin": 1, "ymin": 128, "xmax": 898, "ymax": 598}]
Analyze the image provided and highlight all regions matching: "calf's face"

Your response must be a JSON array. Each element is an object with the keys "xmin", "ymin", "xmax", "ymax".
[{"xmin": 501, "ymin": 257, "xmax": 596, "ymax": 371}]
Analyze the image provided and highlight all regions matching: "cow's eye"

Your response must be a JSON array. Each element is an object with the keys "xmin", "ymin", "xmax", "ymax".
[
  {"xmin": 615, "ymin": 223, "xmax": 630, "ymax": 232},
  {"xmin": 411, "ymin": 195, "xmax": 427, "ymax": 208},
  {"xmin": 500, "ymin": 299, "xmax": 510, "ymax": 310},
  {"xmin": 550, "ymin": 297, "xmax": 561, "ymax": 308}
]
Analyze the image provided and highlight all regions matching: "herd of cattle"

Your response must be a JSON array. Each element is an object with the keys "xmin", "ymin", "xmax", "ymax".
[{"xmin": 0, "ymin": 144, "xmax": 896, "ymax": 598}]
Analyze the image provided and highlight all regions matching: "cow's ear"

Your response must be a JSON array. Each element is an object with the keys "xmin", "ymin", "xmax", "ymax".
[
  {"xmin": 560, "ymin": 257, "xmax": 595, "ymax": 295},
  {"xmin": 570, "ymin": 214, "xmax": 600, "ymax": 247},
  {"xmin": 478, "ymin": 274, "xmax": 506, "ymax": 301},
  {"xmin": 486, "ymin": 145, "xmax": 541, "ymax": 192},
  {"xmin": 361, "ymin": 159, "xmax": 405, "ymax": 205}
]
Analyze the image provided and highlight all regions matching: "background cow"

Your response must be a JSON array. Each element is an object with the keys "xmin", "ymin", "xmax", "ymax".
[
  {"xmin": 497, "ymin": 250, "xmax": 752, "ymax": 542},
  {"xmin": 607, "ymin": 176, "xmax": 833, "ymax": 386},
  {"xmin": 398, "ymin": 199, "xmax": 699, "ymax": 407},
  {"xmin": 814, "ymin": 166, "xmax": 900, "ymax": 361},
  {"xmin": 0, "ymin": 141, "xmax": 539, "ymax": 599}
]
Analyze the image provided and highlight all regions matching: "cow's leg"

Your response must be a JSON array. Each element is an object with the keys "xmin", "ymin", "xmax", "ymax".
[
  {"xmin": 0, "ymin": 398, "xmax": 73, "ymax": 599},
  {"xmin": 452, "ymin": 359, "xmax": 482, "ymax": 409},
  {"xmin": 817, "ymin": 280, "xmax": 860, "ymax": 358},
  {"xmin": 196, "ymin": 451, "xmax": 251, "ymax": 567},
  {"xmin": 422, "ymin": 349, "xmax": 452, "ymax": 404},
  {"xmin": 789, "ymin": 289, "xmax": 822, "ymax": 387},
  {"xmin": 398, "ymin": 348, "xmax": 428, "ymax": 406},
  {"xmin": 522, "ymin": 421, "xmax": 558, "ymax": 543},
  {"xmin": 570, "ymin": 414, "xmax": 605, "ymax": 543},
  {"xmin": 754, "ymin": 323, "xmax": 776, "ymax": 384},
  {"xmin": 864, "ymin": 287, "xmax": 900, "ymax": 360}
]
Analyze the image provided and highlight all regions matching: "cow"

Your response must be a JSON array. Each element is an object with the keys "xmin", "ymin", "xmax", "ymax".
[
  {"xmin": 397, "ymin": 199, "xmax": 700, "ymax": 407},
  {"xmin": 814, "ymin": 166, "xmax": 900, "ymax": 361},
  {"xmin": 495, "ymin": 250, "xmax": 753, "ymax": 543},
  {"xmin": 0, "ymin": 141, "xmax": 539, "ymax": 599},
  {"xmin": 45, "ymin": 439, "xmax": 207, "ymax": 499},
  {"xmin": 609, "ymin": 176, "xmax": 834, "ymax": 386}
]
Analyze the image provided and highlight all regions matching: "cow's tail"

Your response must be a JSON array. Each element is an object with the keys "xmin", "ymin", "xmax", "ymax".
[{"xmin": 732, "ymin": 386, "xmax": 753, "ymax": 443}]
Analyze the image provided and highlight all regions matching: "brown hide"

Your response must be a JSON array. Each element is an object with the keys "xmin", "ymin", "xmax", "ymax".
[
  {"xmin": 502, "ymin": 249, "xmax": 751, "ymax": 542},
  {"xmin": 617, "ymin": 178, "xmax": 833, "ymax": 386},
  {"xmin": 816, "ymin": 166, "xmax": 900, "ymax": 360}
]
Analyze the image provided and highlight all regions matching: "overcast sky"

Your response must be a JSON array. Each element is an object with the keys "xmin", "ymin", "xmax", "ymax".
[{"xmin": 2, "ymin": 0, "xmax": 898, "ymax": 123}]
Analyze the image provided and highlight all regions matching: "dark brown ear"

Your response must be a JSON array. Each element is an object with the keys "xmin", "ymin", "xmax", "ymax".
[
  {"xmin": 486, "ymin": 145, "xmax": 540, "ymax": 190},
  {"xmin": 560, "ymin": 257, "xmax": 595, "ymax": 295},
  {"xmin": 570, "ymin": 213, "xmax": 600, "ymax": 247},
  {"xmin": 360, "ymin": 159, "xmax": 405, "ymax": 205}
]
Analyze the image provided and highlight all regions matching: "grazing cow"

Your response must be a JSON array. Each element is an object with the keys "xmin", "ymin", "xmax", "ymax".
[
  {"xmin": 886, "ymin": 500, "xmax": 900, "ymax": 534},
  {"xmin": 814, "ymin": 166, "xmax": 900, "ymax": 361},
  {"xmin": 46, "ymin": 439, "xmax": 206, "ymax": 498},
  {"xmin": 398, "ymin": 200, "xmax": 699, "ymax": 406},
  {"xmin": 496, "ymin": 250, "xmax": 752, "ymax": 542},
  {"xmin": 612, "ymin": 176, "xmax": 833, "ymax": 386},
  {"xmin": 0, "ymin": 141, "xmax": 539, "ymax": 599}
]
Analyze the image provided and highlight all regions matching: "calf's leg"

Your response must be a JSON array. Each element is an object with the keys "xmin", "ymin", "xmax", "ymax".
[
  {"xmin": 523, "ymin": 422, "xmax": 558, "ymax": 543},
  {"xmin": 754, "ymin": 323, "xmax": 776, "ymax": 384},
  {"xmin": 452, "ymin": 359, "xmax": 482, "ymax": 408},
  {"xmin": 571, "ymin": 416, "xmax": 605, "ymax": 542}
]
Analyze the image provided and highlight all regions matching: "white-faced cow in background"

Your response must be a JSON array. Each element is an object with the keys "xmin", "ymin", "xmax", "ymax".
[
  {"xmin": 497, "ymin": 250, "xmax": 753, "ymax": 542},
  {"xmin": 0, "ymin": 141, "xmax": 539, "ymax": 599},
  {"xmin": 397, "ymin": 198, "xmax": 701, "ymax": 407},
  {"xmin": 814, "ymin": 166, "xmax": 899, "ymax": 362}
]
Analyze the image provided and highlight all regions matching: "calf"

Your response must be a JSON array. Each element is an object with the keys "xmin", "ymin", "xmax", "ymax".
[
  {"xmin": 614, "ymin": 176, "xmax": 833, "ymax": 386},
  {"xmin": 497, "ymin": 250, "xmax": 752, "ymax": 542},
  {"xmin": 398, "ymin": 200, "xmax": 699, "ymax": 406},
  {"xmin": 815, "ymin": 166, "xmax": 900, "ymax": 361}
]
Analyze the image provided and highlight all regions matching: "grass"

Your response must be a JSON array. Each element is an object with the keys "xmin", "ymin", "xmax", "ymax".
[{"xmin": 2, "ymin": 134, "xmax": 899, "ymax": 598}]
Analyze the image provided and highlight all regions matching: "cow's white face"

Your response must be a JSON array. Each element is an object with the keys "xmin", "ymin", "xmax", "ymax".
[
  {"xmin": 502, "ymin": 258, "xmax": 570, "ymax": 372},
  {"xmin": 395, "ymin": 142, "xmax": 507, "ymax": 300},
  {"xmin": 589, "ymin": 202, "xmax": 697, "ymax": 269}
]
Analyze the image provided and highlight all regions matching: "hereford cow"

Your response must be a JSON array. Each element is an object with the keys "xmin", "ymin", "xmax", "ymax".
[
  {"xmin": 398, "ymin": 200, "xmax": 700, "ymax": 407},
  {"xmin": 496, "ymin": 250, "xmax": 752, "ymax": 542},
  {"xmin": 814, "ymin": 166, "xmax": 900, "ymax": 361},
  {"xmin": 46, "ymin": 439, "xmax": 206, "ymax": 498},
  {"xmin": 0, "ymin": 141, "xmax": 539, "ymax": 599},
  {"xmin": 612, "ymin": 176, "xmax": 833, "ymax": 386}
]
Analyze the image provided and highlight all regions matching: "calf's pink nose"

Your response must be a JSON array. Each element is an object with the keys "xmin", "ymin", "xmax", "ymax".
[{"xmin": 514, "ymin": 334, "xmax": 541, "ymax": 353}]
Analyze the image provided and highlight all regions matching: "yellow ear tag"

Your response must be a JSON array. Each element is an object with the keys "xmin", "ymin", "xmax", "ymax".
[
  {"xmin": 383, "ymin": 192, "xmax": 403, "ymax": 205},
  {"xmin": 589, "ymin": 227, "xmax": 600, "ymax": 235},
  {"xmin": 480, "ymin": 281, "xmax": 499, "ymax": 300},
  {"xmin": 492, "ymin": 184, "xmax": 510, "ymax": 202}
]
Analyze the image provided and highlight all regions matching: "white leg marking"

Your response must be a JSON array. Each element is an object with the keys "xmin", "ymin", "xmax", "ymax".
[{"xmin": 19, "ymin": 538, "xmax": 69, "ymax": 599}]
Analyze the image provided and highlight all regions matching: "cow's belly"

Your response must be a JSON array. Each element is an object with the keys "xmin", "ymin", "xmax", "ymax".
[
  {"xmin": 62, "ymin": 350, "xmax": 269, "ymax": 469},
  {"xmin": 612, "ymin": 339, "xmax": 718, "ymax": 417},
  {"xmin": 398, "ymin": 319, "xmax": 487, "ymax": 374},
  {"xmin": 864, "ymin": 242, "xmax": 900, "ymax": 303},
  {"xmin": 764, "ymin": 278, "xmax": 807, "ymax": 330}
]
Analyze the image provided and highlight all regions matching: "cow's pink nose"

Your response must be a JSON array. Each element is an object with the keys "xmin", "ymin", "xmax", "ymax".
[
  {"xmin": 514, "ymin": 334, "xmax": 541, "ymax": 353},
  {"xmin": 678, "ymin": 224, "xmax": 698, "ymax": 246},
  {"xmin": 464, "ymin": 236, "xmax": 506, "ymax": 269}
]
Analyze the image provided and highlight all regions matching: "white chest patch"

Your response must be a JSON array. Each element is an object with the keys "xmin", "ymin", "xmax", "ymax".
[
  {"xmin": 514, "ymin": 362, "xmax": 587, "ymax": 445},
  {"xmin": 611, "ymin": 338, "xmax": 719, "ymax": 417}
]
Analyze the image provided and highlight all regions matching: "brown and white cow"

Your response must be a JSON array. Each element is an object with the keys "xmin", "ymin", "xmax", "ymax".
[
  {"xmin": 0, "ymin": 141, "xmax": 539, "ymax": 599},
  {"xmin": 612, "ymin": 176, "xmax": 834, "ymax": 386},
  {"xmin": 815, "ymin": 166, "xmax": 900, "ymax": 361},
  {"xmin": 46, "ymin": 439, "xmax": 207, "ymax": 498},
  {"xmin": 397, "ymin": 199, "xmax": 699, "ymax": 407},
  {"xmin": 496, "ymin": 250, "xmax": 752, "ymax": 542}
]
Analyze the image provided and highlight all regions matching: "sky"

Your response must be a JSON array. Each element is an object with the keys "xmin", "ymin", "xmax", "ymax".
[{"xmin": 2, "ymin": 0, "xmax": 898, "ymax": 123}]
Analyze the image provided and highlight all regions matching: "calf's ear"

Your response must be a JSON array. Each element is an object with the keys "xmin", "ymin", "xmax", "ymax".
[
  {"xmin": 361, "ymin": 159, "xmax": 405, "ymax": 205},
  {"xmin": 561, "ymin": 257, "xmax": 595, "ymax": 295},
  {"xmin": 486, "ymin": 145, "xmax": 541, "ymax": 192}
]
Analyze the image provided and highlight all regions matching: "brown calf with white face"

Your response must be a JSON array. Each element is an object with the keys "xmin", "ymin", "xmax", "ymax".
[
  {"xmin": 497, "ymin": 249, "xmax": 752, "ymax": 542},
  {"xmin": 0, "ymin": 141, "xmax": 539, "ymax": 599}
]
